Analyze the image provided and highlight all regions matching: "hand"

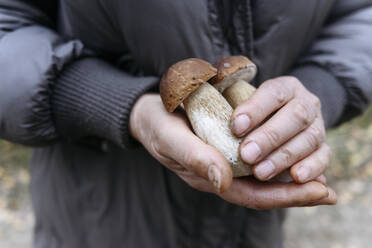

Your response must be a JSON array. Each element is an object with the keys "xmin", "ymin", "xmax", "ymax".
[
  {"xmin": 129, "ymin": 94, "xmax": 336, "ymax": 209},
  {"xmin": 231, "ymin": 76, "xmax": 334, "ymax": 185}
]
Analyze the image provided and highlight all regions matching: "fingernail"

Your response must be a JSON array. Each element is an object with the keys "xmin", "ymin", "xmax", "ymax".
[
  {"xmin": 208, "ymin": 165, "xmax": 221, "ymax": 192},
  {"xmin": 241, "ymin": 142, "xmax": 261, "ymax": 163},
  {"xmin": 255, "ymin": 160, "xmax": 276, "ymax": 180},
  {"xmin": 297, "ymin": 166, "xmax": 310, "ymax": 182},
  {"xmin": 232, "ymin": 114, "xmax": 250, "ymax": 135}
]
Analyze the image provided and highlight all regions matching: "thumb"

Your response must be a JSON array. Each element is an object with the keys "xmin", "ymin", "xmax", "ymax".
[
  {"xmin": 184, "ymin": 142, "xmax": 233, "ymax": 193},
  {"xmin": 163, "ymin": 116, "xmax": 233, "ymax": 192}
]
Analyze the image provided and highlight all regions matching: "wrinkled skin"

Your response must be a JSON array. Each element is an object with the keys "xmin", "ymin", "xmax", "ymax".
[
  {"xmin": 129, "ymin": 78, "xmax": 337, "ymax": 209},
  {"xmin": 232, "ymin": 76, "xmax": 332, "ymax": 184}
]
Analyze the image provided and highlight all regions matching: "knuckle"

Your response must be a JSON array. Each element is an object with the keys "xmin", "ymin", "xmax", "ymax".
[
  {"xmin": 235, "ymin": 102, "xmax": 262, "ymax": 122},
  {"xmin": 280, "ymin": 76, "xmax": 302, "ymax": 91},
  {"xmin": 272, "ymin": 89, "xmax": 287, "ymax": 106},
  {"xmin": 274, "ymin": 188, "xmax": 291, "ymax": 206},
  {"xmin": 151, "ymin": 137, "xmax": 169, "ymax": 161},
  {"xmin": 305, "ymin": 126, "xmax": 323, "ymax": 150},
  {"xmin": 262, "ymin": 82, "xmax": 287, "ymax": 105},
  {"xmin": 262, "ymin": 126, "xmax": 282, "ymax": 147},
  {"xmin": 314, "ymin": 120, "xmax": 326, "ymax": 141},
  {"xmin": 293, "ymin": 100, "xmax": 314, "ymax": 126},
  {"xmin": 182, "ymin": 150, "xmax": 203, "ymax": 171},
  {"xmin": 244, "ymin": 186, "xmax": 266, "ymax": 210},
  {"xmin": 317, "ymin": 147, "xmax": 332, "ymax": 169},
  {"xmin": 151, "ymin": 139, "xmax": 162, "ymax": 156},
  {"xmin": 286, "ymin": 76, "xmax": 301, "ymax": 87},
  {"xmin": 274, "ymin": 189, "xmax": 288, "ymax": 202},
  {"xmin": 249, "ymin": 196, "xmax": 267, "ymax": 210},
  {"xmin": 279, "ymin": 147, "xmax": 296, "ymax": 166},
  {"xmin": 247, "ymin": 102, "xmax": 264, "ymax": 119},
  {"xmin": 151, "ymin": 130, "xmax": 168, "ymax": 156},
  {"xmin": 311, "ymin": 94, "xmax": 322, "ymax": 109}
]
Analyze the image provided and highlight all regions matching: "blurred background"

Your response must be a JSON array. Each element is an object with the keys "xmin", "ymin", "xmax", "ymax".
[{"xmin": 1, "ymin": 108, "xmax": 372, "ymax": 248}]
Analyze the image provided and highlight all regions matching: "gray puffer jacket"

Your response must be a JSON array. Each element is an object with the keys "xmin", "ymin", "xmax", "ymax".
[{"xmin": 1, "ymin": 0, "xmax": 372, "ymax": 247}]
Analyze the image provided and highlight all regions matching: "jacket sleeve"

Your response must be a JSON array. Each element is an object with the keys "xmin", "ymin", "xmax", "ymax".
[
  {"xmin": 290, "ymin": 0, "xmax": 372, "ymax": 128},
  {"xmin": 0, "ymin": 0, "xmax": 158, "ymax": 148}
]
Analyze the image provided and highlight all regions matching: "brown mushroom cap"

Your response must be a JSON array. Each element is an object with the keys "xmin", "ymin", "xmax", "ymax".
[
  {"xmin": 160, "ymin": 58, "xmax": 217, "ymax": 112},
  {"xmin": 212, "ymin": 56, "xmax": 257, "ymax": 92}
]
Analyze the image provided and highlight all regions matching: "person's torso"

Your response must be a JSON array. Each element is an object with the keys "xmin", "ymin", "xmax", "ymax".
[
  {"xmin": 58, "ymin": 0, "xmax": 336, "ymax": 83},
  {"xmin": 31, "ymin": 1, "xmax": 336, "ymax": 247}
]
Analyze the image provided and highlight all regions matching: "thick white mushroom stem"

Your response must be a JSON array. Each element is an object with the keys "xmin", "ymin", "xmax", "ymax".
[
  {"xmin": 183, "ymin": 83, "xmax": 251, "ymax": 177},
  {"xmin": 223, "ymin": 79, "xmax": 256, "ymax": 109}
]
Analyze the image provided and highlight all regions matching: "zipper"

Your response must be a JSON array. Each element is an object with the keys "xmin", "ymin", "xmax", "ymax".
[{"xmin": 242, "ymin": 0, "xmax": 254, "ymax": 58}]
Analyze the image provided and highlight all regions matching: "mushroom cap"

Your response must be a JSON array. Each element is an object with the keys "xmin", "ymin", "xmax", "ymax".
[
  {"xmin": 160, "ymin": 58, "xmax": 217, "ymax": 112},
  {"xmin": 212, "ymin": 56, "xmax": 257, "ymax": 92}
]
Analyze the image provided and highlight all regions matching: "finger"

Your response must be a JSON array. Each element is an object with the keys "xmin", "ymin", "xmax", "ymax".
[
  {"xmin": 274, "ymin": 173, "xmax": 327, "ymax": 185},
  {"xmin": 315, "ymin": 175, "xmax": 327, "ymax": 185},
  {"xmin": 239, "ymin": 95, "xmax": 318, "ymax": 164},
  {"xmin": 290, "ymin": 144, "xmax": 332, "ymax": 184},
  {"xmin": 303, "ymin": 187, "xmax": 337, "ymax": 206},
  {"xmin": 231, "ymin": 77, "xmax": 300, "ymax": 137},
  {"xmin": 158, "ymin": 114, "xmax": 233, "ymax": 192},
  {"xmin": 252, "ymin": 118, "xmax": 325, "ymax": 181},
  {"xmin": 273, "ymin": 170, "xmax": 293, "ymax": 183},
  {"xmin": 177, "ymin": 171, "xmax": 217, "ymax": 194},
  {"xmin": 220, "ymin": 179, "xmax": 329, "ymax": 210},
  {"xmin": 270, "ymin": 172, "xmax": 327, "ymax": 184}
]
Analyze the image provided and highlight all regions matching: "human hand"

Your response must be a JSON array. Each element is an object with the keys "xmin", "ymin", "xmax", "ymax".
[
  {"xmin": 231, "ymin": 76, "xmax": 334, "ymax": 185},
  {"xmin": 129, "ymin": 93, "xmax": 336, "ymax": 209}
]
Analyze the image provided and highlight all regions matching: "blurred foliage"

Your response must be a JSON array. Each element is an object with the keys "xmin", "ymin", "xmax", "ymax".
[
  {"xmin": 327, "ymin": 106, "xmax": 372, "ymax": 182},
  {"xmin": 0, "ymin": 140, "xmax": 30, "ymax": 169},
  {"xmin": 0, "ymin": 140, "xmax": 30, "ymax": 211},
  {"xmin": 0, "ymin": 141, "xmax": 32, "ymax": 244}
]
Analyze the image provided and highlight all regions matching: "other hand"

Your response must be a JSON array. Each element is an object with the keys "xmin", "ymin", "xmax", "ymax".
[{"xmin": 231, "ymin": 76, "xmax": 333, "ymax": 185}]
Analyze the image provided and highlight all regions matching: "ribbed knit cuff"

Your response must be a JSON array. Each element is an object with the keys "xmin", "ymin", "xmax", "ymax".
[
  {"xmin": 290, "ymin": 64, "xmax": 347, "ymax": 128},
  {"xmin": 51, "ymin": 58, "xmax": 158, "ymax": 148}
]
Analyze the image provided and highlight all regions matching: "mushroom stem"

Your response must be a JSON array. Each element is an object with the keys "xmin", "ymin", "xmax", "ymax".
[
  {"xmin": 223, "ymin": 79, "xmax": 257, "ymax": 108},
  {"xmin": 184, "ymin": 83, "xmax": 251, "ymax": 177}
]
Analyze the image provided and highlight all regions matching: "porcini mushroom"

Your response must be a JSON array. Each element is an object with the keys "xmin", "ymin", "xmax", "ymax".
[
  {"xmin": 212, "ymin": 56, "xmax": 257, "ymax": 108},
  {"xmin": 160, "ymin": 58, "xmax": 251, "ymax": 177}
]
